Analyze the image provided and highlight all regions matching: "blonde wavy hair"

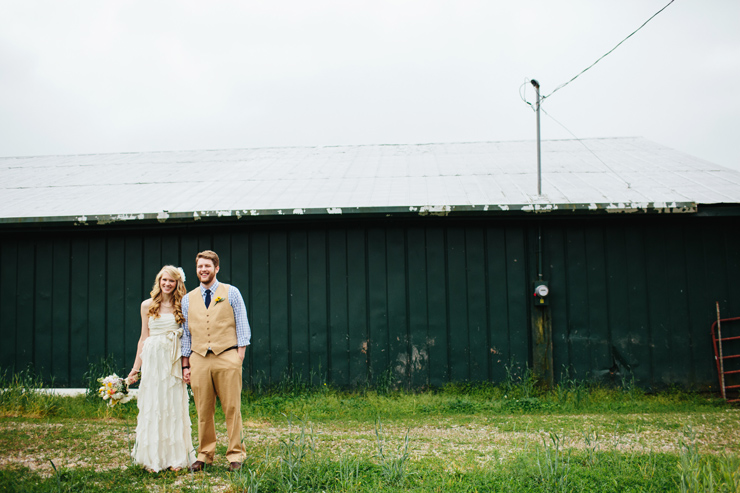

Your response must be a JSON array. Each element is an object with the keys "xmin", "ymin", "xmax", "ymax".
[{"xmin": 148, "ymin": 265, "xmax": 186, "ymax": 324}]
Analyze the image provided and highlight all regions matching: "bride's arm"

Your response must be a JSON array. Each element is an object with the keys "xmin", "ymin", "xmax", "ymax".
[{"xmin": 128, "ymin": 300, "xmax": 151, "ymax": 382}]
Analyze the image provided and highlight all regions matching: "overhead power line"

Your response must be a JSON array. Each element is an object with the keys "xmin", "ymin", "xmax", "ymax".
[
  {"xmin": 540, "ymin": 106, "xmax": 632, "ymax": 188},
  {"xmin": 542, "ymin": 0, "xmax": 675, "ymax": 101}
]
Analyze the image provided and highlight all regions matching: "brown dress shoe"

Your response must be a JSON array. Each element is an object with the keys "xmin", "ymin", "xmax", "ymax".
[
  {"xmin": 188, "ymin": 460, "xmax": 205, "ymax": 472},
  {"xmin": 229, "ymin": 462, "xmax": 242, "ymax": 472}
]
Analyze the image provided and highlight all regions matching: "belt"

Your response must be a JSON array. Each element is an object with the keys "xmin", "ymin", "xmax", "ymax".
[{"xmin": 206, "ymin": 346, "xmax": 238, "ymax": 355}]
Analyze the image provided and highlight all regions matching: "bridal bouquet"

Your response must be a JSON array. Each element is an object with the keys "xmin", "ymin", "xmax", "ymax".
[{"xmin": 97, "ymin": 373, "xmax": 136, "ymax": 407}]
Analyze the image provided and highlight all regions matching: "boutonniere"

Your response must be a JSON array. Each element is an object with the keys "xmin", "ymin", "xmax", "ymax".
[{"xmin": 214, "ymin": 296, "xmax": 226, "ymax": 305}]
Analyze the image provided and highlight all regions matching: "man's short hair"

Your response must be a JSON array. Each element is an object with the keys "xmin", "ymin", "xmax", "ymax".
[{"xmin": 196, "ymin": 250, "xmax": 220, "ymax": 268}]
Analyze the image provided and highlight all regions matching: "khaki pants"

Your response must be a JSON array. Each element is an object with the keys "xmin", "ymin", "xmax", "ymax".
[{"xmin": 190, "ymin": 350, "xmax": 245, "ymax": 463}]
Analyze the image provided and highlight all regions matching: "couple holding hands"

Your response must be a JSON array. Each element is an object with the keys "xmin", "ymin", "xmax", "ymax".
[{"xmin": 127, "ymin": 250, "xmax": 250, "ymax": 473}]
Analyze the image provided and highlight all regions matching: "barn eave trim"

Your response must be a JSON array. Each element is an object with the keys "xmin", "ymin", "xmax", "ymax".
[{"xmin": 0, "ymin": 201, "xmax": 699, "ymax": 226}]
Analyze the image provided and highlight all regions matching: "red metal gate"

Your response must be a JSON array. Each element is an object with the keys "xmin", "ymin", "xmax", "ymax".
[{"xmin": 711, "ymin": 308, "xmax": 740, "ymax": 403}]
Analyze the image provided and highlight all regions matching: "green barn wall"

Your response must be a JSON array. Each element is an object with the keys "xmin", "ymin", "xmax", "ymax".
[{"xmin": 1, "ymin": 212, "xmax": 738, "ymax": 389}]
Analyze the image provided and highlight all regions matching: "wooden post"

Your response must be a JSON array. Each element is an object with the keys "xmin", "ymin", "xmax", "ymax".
[{"xmin": 531, "ymin": 306, "xmax": 553, "ymax": 388}]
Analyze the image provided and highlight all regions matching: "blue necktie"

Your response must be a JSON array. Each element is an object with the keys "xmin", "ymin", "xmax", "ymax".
[{"xmin": 204, "ymin": 289, "xmax": 211, "ymax": 308}]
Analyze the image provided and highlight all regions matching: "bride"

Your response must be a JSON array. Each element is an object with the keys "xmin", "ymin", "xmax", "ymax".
[{"xmin": 128, "ymin": 265, "xmax": 196, "ymax": 472}]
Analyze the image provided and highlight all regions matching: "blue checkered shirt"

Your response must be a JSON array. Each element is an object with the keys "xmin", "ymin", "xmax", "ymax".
[{"xmin": 181, "ymin": 280, "xmax": 251, "ymax": 357}]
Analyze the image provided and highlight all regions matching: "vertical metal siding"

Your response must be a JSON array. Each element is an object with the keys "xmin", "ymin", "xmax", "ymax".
[
  {"xmin": 1, "ymin": 241, "xmax": 19, "ymax": 377},
  {"xmin": 249, "ymin": 231, "xmax": 271, "ymax": 382},
  {"xmin": 1, "ymin": 215, "xmax": 738, "ymax": 389},
  {"xmin": 17, "ymin": 239, "xmax": 35, "ymax": 370},
  {"xmin": 545, "ymin": 217, "xmax": 740, "ymax": 389},
  {"xmin": 51, "ymin": 239, "xmax": 71, "ymax": 385},
  {"xmin": 425, "ymin": 227, "xmax": 449, "ymax": 386},
  {"xmin": 105, "ymin": 237, "xmax": 125, "ymax": 375}
]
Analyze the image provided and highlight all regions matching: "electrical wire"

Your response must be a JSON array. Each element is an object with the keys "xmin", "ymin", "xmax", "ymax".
[
  {"xmin": 522, "ymin": 78, "xmax": 632, "ymax": 188},
  {"xmin": 519, "ymin": 2, "xmax": 676, "ymax": 188},
  {"xmin": 540, "ymin": 106, "xmax": 632, "ymax": 188},
  {"xmin": 542, "ymin": 0, "xmax": 675, "ymax": 101},
  {"xmin": 520, "ymin": 79, "xmax": 536, "ymax": 111}
]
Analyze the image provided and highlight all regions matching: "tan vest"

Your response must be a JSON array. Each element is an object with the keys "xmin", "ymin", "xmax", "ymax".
[{"xmin": 187, "ymin": 283, "xmax": 237, "ymax": 357}]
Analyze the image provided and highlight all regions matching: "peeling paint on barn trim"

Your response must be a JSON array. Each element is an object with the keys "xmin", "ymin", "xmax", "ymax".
[
  {"xmin": 521, "ymin": 203, "xmax": 559, "ymax": 213},
  {"xmin": 0, "ymin": 201, "xmax": 700, "ymax": 226},
  {"xmin": 418, "ymin": 205, "xmax": 451, "ymax": 216}
]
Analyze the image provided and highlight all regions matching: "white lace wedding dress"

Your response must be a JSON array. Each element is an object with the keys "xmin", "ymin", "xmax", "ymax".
[{"xmin": 131, "ymin": 313, "xmax": 196, "ymax": 471}]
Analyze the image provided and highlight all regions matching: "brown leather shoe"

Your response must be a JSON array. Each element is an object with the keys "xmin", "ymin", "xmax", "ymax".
[
  {"xmin": 188, "ymin": 460, "xmax": 205, "ymax": 472},
  {"xmin": 228, "ymin": 462, "xmax": 242, "ymax": 472}
]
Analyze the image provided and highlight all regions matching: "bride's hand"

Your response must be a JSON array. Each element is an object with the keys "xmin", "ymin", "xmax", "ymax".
[{"xmin": 127, "ymin": 368, "xmax": 140, "ymax": 384}]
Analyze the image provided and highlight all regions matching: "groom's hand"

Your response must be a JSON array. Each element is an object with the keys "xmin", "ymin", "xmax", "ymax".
[{"xmin": 182, "ymin": 368, "xmax": 191, "ymax": 384}]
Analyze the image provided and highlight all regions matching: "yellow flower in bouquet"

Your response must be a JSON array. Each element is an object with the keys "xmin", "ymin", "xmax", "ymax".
[{"xmin": 97, "ymin": 373, "xmax": 135, "ymax": 407}]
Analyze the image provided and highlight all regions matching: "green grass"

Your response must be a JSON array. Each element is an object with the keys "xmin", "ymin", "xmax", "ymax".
[
  {"xmin": 1, "ymin": 365, "xmax": 739, "ymax": 492},
  {"xmin": 0, "ymin": 445, "xmax": 733, "ymax": 492},
  {"xmin": 0, "ymin": 367, "xmax": 60, "ymax": 418},
  {"xmin": 239, "ymin": 383, "xmax": 724, "ymax": 424}
]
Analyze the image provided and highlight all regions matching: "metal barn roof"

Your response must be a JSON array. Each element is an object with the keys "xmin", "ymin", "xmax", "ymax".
[{"xmin": 2, "ymin": 137, "xmax": 740, "ymax": 225}]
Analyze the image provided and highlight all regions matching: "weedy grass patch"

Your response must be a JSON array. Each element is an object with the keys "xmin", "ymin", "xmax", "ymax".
[{"xmin": 1, "ymin": 365, "xmax": 739, "ymax": 492}]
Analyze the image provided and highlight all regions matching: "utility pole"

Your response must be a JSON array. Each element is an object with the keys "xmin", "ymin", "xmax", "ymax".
[
  {"xmin": 530, "ymin": 79, "xmax": 552, "ymax": 388},
  {"xmin": 530, "ymin": 79, "xmax": 542, "ymax": 196}
]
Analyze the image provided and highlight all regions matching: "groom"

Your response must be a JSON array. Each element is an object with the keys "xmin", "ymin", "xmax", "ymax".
[{"xmin": 181, "ymin": 250, "xmax": 251, "ymax": 472}]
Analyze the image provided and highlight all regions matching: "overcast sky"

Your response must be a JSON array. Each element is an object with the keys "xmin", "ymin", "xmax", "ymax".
[{"xmin": 1, "ymin": 1, "xmax": 738, "ymax": 170}]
